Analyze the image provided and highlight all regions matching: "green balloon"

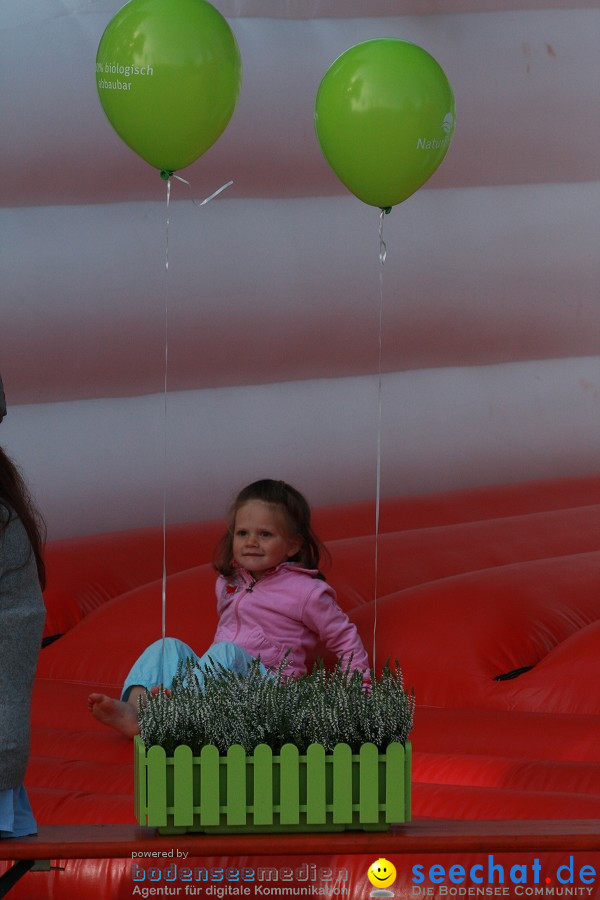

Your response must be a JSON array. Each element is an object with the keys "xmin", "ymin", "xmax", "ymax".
[
  {"xmin": 96, "ymin": 0, "xmax": 241, "ymax": 173},
  {"xmin": 315, "ymin": 39, "xmax": 455, "ymax": 209}
]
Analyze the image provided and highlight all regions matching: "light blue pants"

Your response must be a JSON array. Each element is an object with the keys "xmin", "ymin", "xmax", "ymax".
[
  {"xmin": 0, "ymin": 785, "xmax": 37, "ymax": 838},
  {"xmin": 121, "ymin": 638, "xmax": 268, "ymax": 701}
]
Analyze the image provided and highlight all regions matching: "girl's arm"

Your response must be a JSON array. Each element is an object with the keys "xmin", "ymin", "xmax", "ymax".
[{"xmin": 302, "ymin": 582, "xmax": 370, "ymax": 678}]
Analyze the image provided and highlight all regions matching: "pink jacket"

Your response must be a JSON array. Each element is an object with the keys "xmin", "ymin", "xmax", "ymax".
[{"xmin": 213, "ymin": 563, "xmax": 370, "ymax": 678}]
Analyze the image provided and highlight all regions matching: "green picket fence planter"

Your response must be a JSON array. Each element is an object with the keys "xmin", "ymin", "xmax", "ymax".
[{"xmin": 134, "ymin": 737, "xmax": 411, "ymax": 834}]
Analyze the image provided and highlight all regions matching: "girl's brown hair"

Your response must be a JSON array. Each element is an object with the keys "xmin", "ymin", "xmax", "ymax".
[
  {"xmin": 213, "ymin": 479, "xmax": 330, "ymax": 578},
  {"xmin": 0, "ymin": 446, "xmax": 46, "ymax": 590}
]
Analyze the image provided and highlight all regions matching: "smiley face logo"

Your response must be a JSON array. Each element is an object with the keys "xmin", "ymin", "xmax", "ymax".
[{"xmin": 368, "ymin": 858, "xmax": 397, "ymax": 889}]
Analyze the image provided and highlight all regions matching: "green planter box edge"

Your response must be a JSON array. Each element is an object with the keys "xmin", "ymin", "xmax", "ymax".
[{"xmin": 134, "ymin": 737, "xmax": 412, "ymax": 834}]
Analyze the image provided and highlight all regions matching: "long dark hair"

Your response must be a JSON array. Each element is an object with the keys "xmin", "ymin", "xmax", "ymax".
[
  {"xmin": 0, "ymin": 446, "xmax": 46, "ymax": 590},
  {"xmin": 213, "ymin": 479, "xmax": 330, "ymax": 578}
]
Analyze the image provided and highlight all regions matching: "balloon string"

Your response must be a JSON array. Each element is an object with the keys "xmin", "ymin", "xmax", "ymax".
[
  {"xmin": 373, "ymin": 209, "xmax": 387, "ymax": 673},
  {"xmin": 160, "ymin": 177, "xmax": 172, "ymax": 690},
  {"xmin": 172, "ymin": 174, "xmax": 234, "ymax": 207},
  {"xmin": 159, "ymin": 174, "xmax": 232, "ymax": 691}
]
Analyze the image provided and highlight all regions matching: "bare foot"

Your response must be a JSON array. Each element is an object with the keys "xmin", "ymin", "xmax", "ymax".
[{"xmin": 88, "ymin": 692, "xmax": 140, "ymax": 738}]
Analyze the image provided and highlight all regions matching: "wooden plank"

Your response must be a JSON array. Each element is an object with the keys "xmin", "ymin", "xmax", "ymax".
[
  {"xmin": 384, "ymin": 742, "xmax": 405, "ymax": 824},
  {"xmin": 146, "ymin": 746, "xmax": 167, "ymax": 828},
  {"xmin": 173, "ymin": 745, "xmax": 193, "ymax": 827},
  {"xmin": 332, "ymin": 743, "xmax": 352, "ymax": 824},
  {"xmin": 199, "ymin": 745, "xmax": 220, "ymax": 827},
  {"xmin": 252, "ymin": 744, "xmax": 273, "ymax": 826},
  {"xmin": 226, "ymin": 745, "xmax": 247, "ymax": 826},
  {"xmin": 405, "ymin": 741, "xmax": 412, "ymax": 821},
  {"xmin": 279, "ymin": 744, "xmax": 299, "ymax": 825},
  {"xmin": 133, "ymin": 737, "xmax": 147, "ymax": 825},
  {"xmin": 0, "ymin": 820, "xmax": 599, "ymax": 861},
  {"xmin": 358, "ymin": 743, "xmax": 379, "ymax": 824},
  {"xmin": 306, "ymin": 744, "xmax": 326, "ymax": 825}
]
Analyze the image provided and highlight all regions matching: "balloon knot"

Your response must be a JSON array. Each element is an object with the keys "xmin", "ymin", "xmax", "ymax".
[
  {"xmin": 160, "ymin": 170, "xmax": 174, "ymax": 180},
  {"xmin": 382, "ymin": 206, "xmax": 392, "ymax": 215}
]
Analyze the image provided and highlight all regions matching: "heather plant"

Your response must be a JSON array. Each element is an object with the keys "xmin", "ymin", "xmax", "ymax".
[{"xmin": 138, "ymin": 655, "xmax": 414, "ymax": 756}]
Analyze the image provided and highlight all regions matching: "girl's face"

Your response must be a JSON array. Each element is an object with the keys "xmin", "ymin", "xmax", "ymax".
[{"xmin": 232, "ymin": 499, "xmax": 302, "ymax": 579}]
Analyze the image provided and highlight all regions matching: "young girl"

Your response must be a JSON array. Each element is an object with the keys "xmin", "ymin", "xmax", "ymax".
[
  {"xmin": 89, "ymin": 479, "xmax": 370, "ymax": 737},
  {"xmin": 0, "ymin": 377, "xmax": 46, "ymax": 837}
]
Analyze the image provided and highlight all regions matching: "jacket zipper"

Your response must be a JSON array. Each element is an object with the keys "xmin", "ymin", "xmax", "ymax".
[{"xmin": 232, "ymin": 575, "xmax": 257, "ymax": 642}]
